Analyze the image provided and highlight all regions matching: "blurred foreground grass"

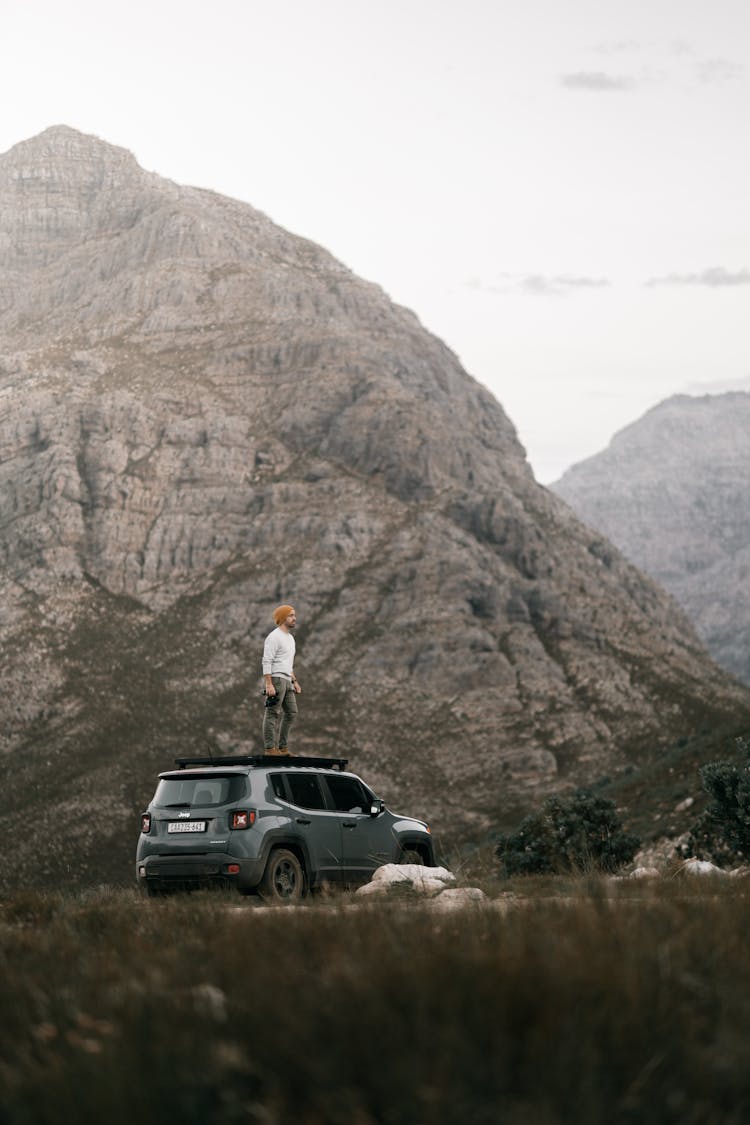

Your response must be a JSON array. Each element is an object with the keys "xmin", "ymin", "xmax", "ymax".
[{"xmin": 1, "ymin": 879, "xmax": 750, "ymax": 1124}]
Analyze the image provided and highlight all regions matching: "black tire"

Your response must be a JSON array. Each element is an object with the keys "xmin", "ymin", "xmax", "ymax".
[
  {"xmin": 259, "ymin": 848, "xmax": 305, "ymax": 904},
  {"xmin": 400, "ymin": 847, "xmax": 425, "ymax": 866}
]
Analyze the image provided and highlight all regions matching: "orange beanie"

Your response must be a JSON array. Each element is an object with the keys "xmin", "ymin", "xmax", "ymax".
[{"xmin": 273, "ymin": 604, "xmax": 295, "ymax": 626}]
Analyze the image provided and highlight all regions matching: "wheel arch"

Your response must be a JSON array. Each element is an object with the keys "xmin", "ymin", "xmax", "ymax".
[
  {"xmin": 398, "ymin": 835, "xmax": 434, "ymax": 865},
  {"xmin": 262, "ymin": 836, "xmax": 312, "ymax": 888}
]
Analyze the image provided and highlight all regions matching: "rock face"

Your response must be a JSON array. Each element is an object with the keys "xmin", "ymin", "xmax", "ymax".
[
  {"xmin": 553, "ymin": 393, "xmax": 750, "ymax": 684},
  {"xmin": 1, "ymin": 127, "xmax": 748, "ymax": 889}
]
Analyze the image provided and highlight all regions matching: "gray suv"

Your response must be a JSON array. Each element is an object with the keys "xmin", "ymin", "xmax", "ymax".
[{"xmin": 135, "ymin": 754, "xmax": 435, "ymax": 901}]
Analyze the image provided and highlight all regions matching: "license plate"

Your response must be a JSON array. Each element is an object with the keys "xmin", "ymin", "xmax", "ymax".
[{"xmin": 167, "ymin": 821, "xmax": 207, "ymax": 833}]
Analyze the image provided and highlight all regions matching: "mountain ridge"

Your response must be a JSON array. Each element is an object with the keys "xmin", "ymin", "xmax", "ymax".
[
  {"xmin": 553, "ymin": 391, "xmax": 750, "ymax": 682},
  {"xmin": 0, "ymin": 127, "xmax": 747, "ymax": 888}
]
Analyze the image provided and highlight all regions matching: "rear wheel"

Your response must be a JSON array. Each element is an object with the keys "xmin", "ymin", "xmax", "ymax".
[{"xmin": 259, "ymin": 848, "xmax": 305, "ymax": 904}]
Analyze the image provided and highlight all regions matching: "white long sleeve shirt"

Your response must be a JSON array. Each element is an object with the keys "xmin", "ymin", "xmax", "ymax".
[{"xmin": 262, "ymin": 627, "xmax": 296, "ymax": 679}]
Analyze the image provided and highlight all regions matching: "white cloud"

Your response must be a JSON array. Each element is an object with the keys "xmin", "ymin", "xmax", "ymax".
[
  {"xmin": 646, "ymin": 267, "xmax": 750, "ymax": 288},
  {"xmin": 574, "ymin": 43, "xmax": 743, "ymax": 89},
  {"xmin": 561, "ymin": 71, "xmax": 636, "ymax": 91},
  {"xmin": 670, "ymin": 39, "xmax": 695, "ymax": 58},
  {"xmin": 697, "ymin": 57, "xmax": 744, "ymax": 83},
  {"xmin": 588, "ymin": 40, "xmax": 641, "ymax": 56},
  {"xmin": 468, "ymin": 274, "xmax": 611, "ymax": 297}
]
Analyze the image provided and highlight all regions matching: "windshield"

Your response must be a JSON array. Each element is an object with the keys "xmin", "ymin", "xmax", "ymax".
[{"xmin": 153, "ymin": 774, "xmax": 247, "ymax": 808}]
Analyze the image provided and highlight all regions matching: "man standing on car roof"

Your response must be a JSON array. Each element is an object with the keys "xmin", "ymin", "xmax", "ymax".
[{"xmin": 262, "ymin": 604, "xmax": 302, "ymax": 756}]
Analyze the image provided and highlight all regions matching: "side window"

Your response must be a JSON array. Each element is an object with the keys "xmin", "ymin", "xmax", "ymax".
[
  {"xmin": 325, "ymin": 775, "xmax": 368, "ymax": 814},
  {"xmin": 270, "ymin": 773, "xmax": 287, "ymax": 800},
  {"xmin": 286, "ymin": 773, "xmax": 327, "ymax": 811}
]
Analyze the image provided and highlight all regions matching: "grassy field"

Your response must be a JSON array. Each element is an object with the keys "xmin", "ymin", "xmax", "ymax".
[{"xmin": 2, "ymin": 876, "xmax": 750, "ymax": 1124}]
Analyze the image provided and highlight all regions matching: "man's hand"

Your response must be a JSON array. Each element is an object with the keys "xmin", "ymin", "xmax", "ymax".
[
  {"xmin": 264, "ymin": 677, "xmax": 276, "ymax": 698},
  {"xmin": 293, "ymin": 680, "xmax": 302, "ymax": 694}
]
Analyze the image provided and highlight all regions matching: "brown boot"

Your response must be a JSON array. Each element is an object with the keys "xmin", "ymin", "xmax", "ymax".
[
  {"xmin": 265, "ymin": 748, "xmax": 282, "ymax": 756},
  {"xmin": 277, "ymin": 747, "xmax": 292, "ymax": 756}
]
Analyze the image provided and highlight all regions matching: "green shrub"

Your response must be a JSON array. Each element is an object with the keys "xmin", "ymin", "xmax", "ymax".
[
  {"xmin": 685, "ymin": 737, "xmax": 750, "ymax": 867},
  {"xmin": 495, "ymin": 789, "xmax": 640, "ymax": 875}
]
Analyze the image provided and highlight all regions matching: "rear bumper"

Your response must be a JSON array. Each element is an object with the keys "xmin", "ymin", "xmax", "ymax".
[{"xmin": 135, "ymin": 853, "xmax": 265, "ymax": 891}]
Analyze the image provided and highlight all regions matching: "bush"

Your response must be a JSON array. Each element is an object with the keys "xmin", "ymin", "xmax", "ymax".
[
  {"xmin": 685, "ymin": 736, "xmax": 750, "ymax": 867},
  {"xmin": 495, "ymin": 789, "xmax": 640, "ymax": 876}
]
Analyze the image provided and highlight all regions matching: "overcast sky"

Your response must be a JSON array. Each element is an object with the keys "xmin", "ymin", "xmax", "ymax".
[{"xmin": 2, "ymin": 0, "xmax": 749, "ymax": 481}]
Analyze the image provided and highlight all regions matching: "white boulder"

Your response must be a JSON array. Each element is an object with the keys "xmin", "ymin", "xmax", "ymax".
[
  {"xmin": 371, "ymin": 863, "xmax": 456, "ymax": 886},
  {"xmin": 427, "ymin": 887, "xmax": 487, "ymax": 910},
  {"xmin": 680, "ymin": 858, "xmax": 729, "ymax": 877},
  {"xmin": 356, "ymin": 863, "xmax": 456, "ymax": 898}
]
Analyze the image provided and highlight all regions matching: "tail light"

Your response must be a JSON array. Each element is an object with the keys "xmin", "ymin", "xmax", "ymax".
[
  {"xmin": 141, "ymin": 813, "xmax": 152, "ymax": 834},
  {"xmin": 230, "ymin": 809, "xmax": 256, "ymax": 830}
]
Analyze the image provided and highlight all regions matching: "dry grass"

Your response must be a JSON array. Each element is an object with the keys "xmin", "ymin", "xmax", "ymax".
[{"xmin": 1, "ymin": 881, "xmax": 750, "ymax": 1123}]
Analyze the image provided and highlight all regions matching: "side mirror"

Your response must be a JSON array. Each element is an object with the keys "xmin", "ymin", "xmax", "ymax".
[{"xmin": 370, "ymin": 799, "xmax": 385, "ymax": 817}]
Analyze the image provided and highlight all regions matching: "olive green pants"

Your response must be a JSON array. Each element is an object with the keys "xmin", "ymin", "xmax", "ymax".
[{"xmin": 262, "ymin": 676, "xmax": 298, "ymax": 750}]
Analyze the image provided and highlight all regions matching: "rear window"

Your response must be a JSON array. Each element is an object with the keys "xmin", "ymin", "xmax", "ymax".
[{"xmin": 154, "ymin": 774, "xmax": 247, "ymax": 808}]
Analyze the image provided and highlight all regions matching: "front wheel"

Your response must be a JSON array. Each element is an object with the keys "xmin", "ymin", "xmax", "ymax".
[
  {"xmin": 399, "ymin": 847, "xmax": 425, "ymax": 866},
  {"xmin": 259, "ymin": 849, "xmax": 305, "ymax": 904}
]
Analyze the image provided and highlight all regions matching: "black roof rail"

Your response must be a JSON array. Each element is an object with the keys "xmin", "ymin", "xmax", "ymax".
[{"xmin": 174, "ymin": 754, "xmax": 349, "ymax": 771}]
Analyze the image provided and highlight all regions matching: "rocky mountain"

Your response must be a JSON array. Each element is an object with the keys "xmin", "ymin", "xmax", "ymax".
[
  {"xmin": 553, "ymin": 393, "xmax": 750, "ymax": 684},
  {"xmin": 1, "ymin": 126, "xmax": 748, "ymax": 889}
]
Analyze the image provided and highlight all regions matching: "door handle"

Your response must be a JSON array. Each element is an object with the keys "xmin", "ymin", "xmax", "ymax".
[
  {"xmin": 296, "ymin": 818, "xmax": 311, "ymax": 826},
  {"xmin": 343, "ymin": 821, "xmax": 356, "ymax": 829}
]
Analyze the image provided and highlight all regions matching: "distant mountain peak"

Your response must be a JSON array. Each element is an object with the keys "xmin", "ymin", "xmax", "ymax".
[
  {"xmin": 0, "ymin": 125, "xmax": 158, "ymax": 269},
  {"xmin": 553, "ymin": 390, "xmax": 750, "ymax": 683},
  {"xmin": 12, "ymin": 123, "xmax": 95, "ymax": 145},
  {"xmin": 0, "ymin": 124, "xmax": 140, "ymax": 170}
]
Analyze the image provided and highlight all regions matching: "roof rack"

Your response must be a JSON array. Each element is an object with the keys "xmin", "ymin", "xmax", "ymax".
[{"xmin": 174, "ymin": 754, "xmax": 349, "ymax": 771}]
